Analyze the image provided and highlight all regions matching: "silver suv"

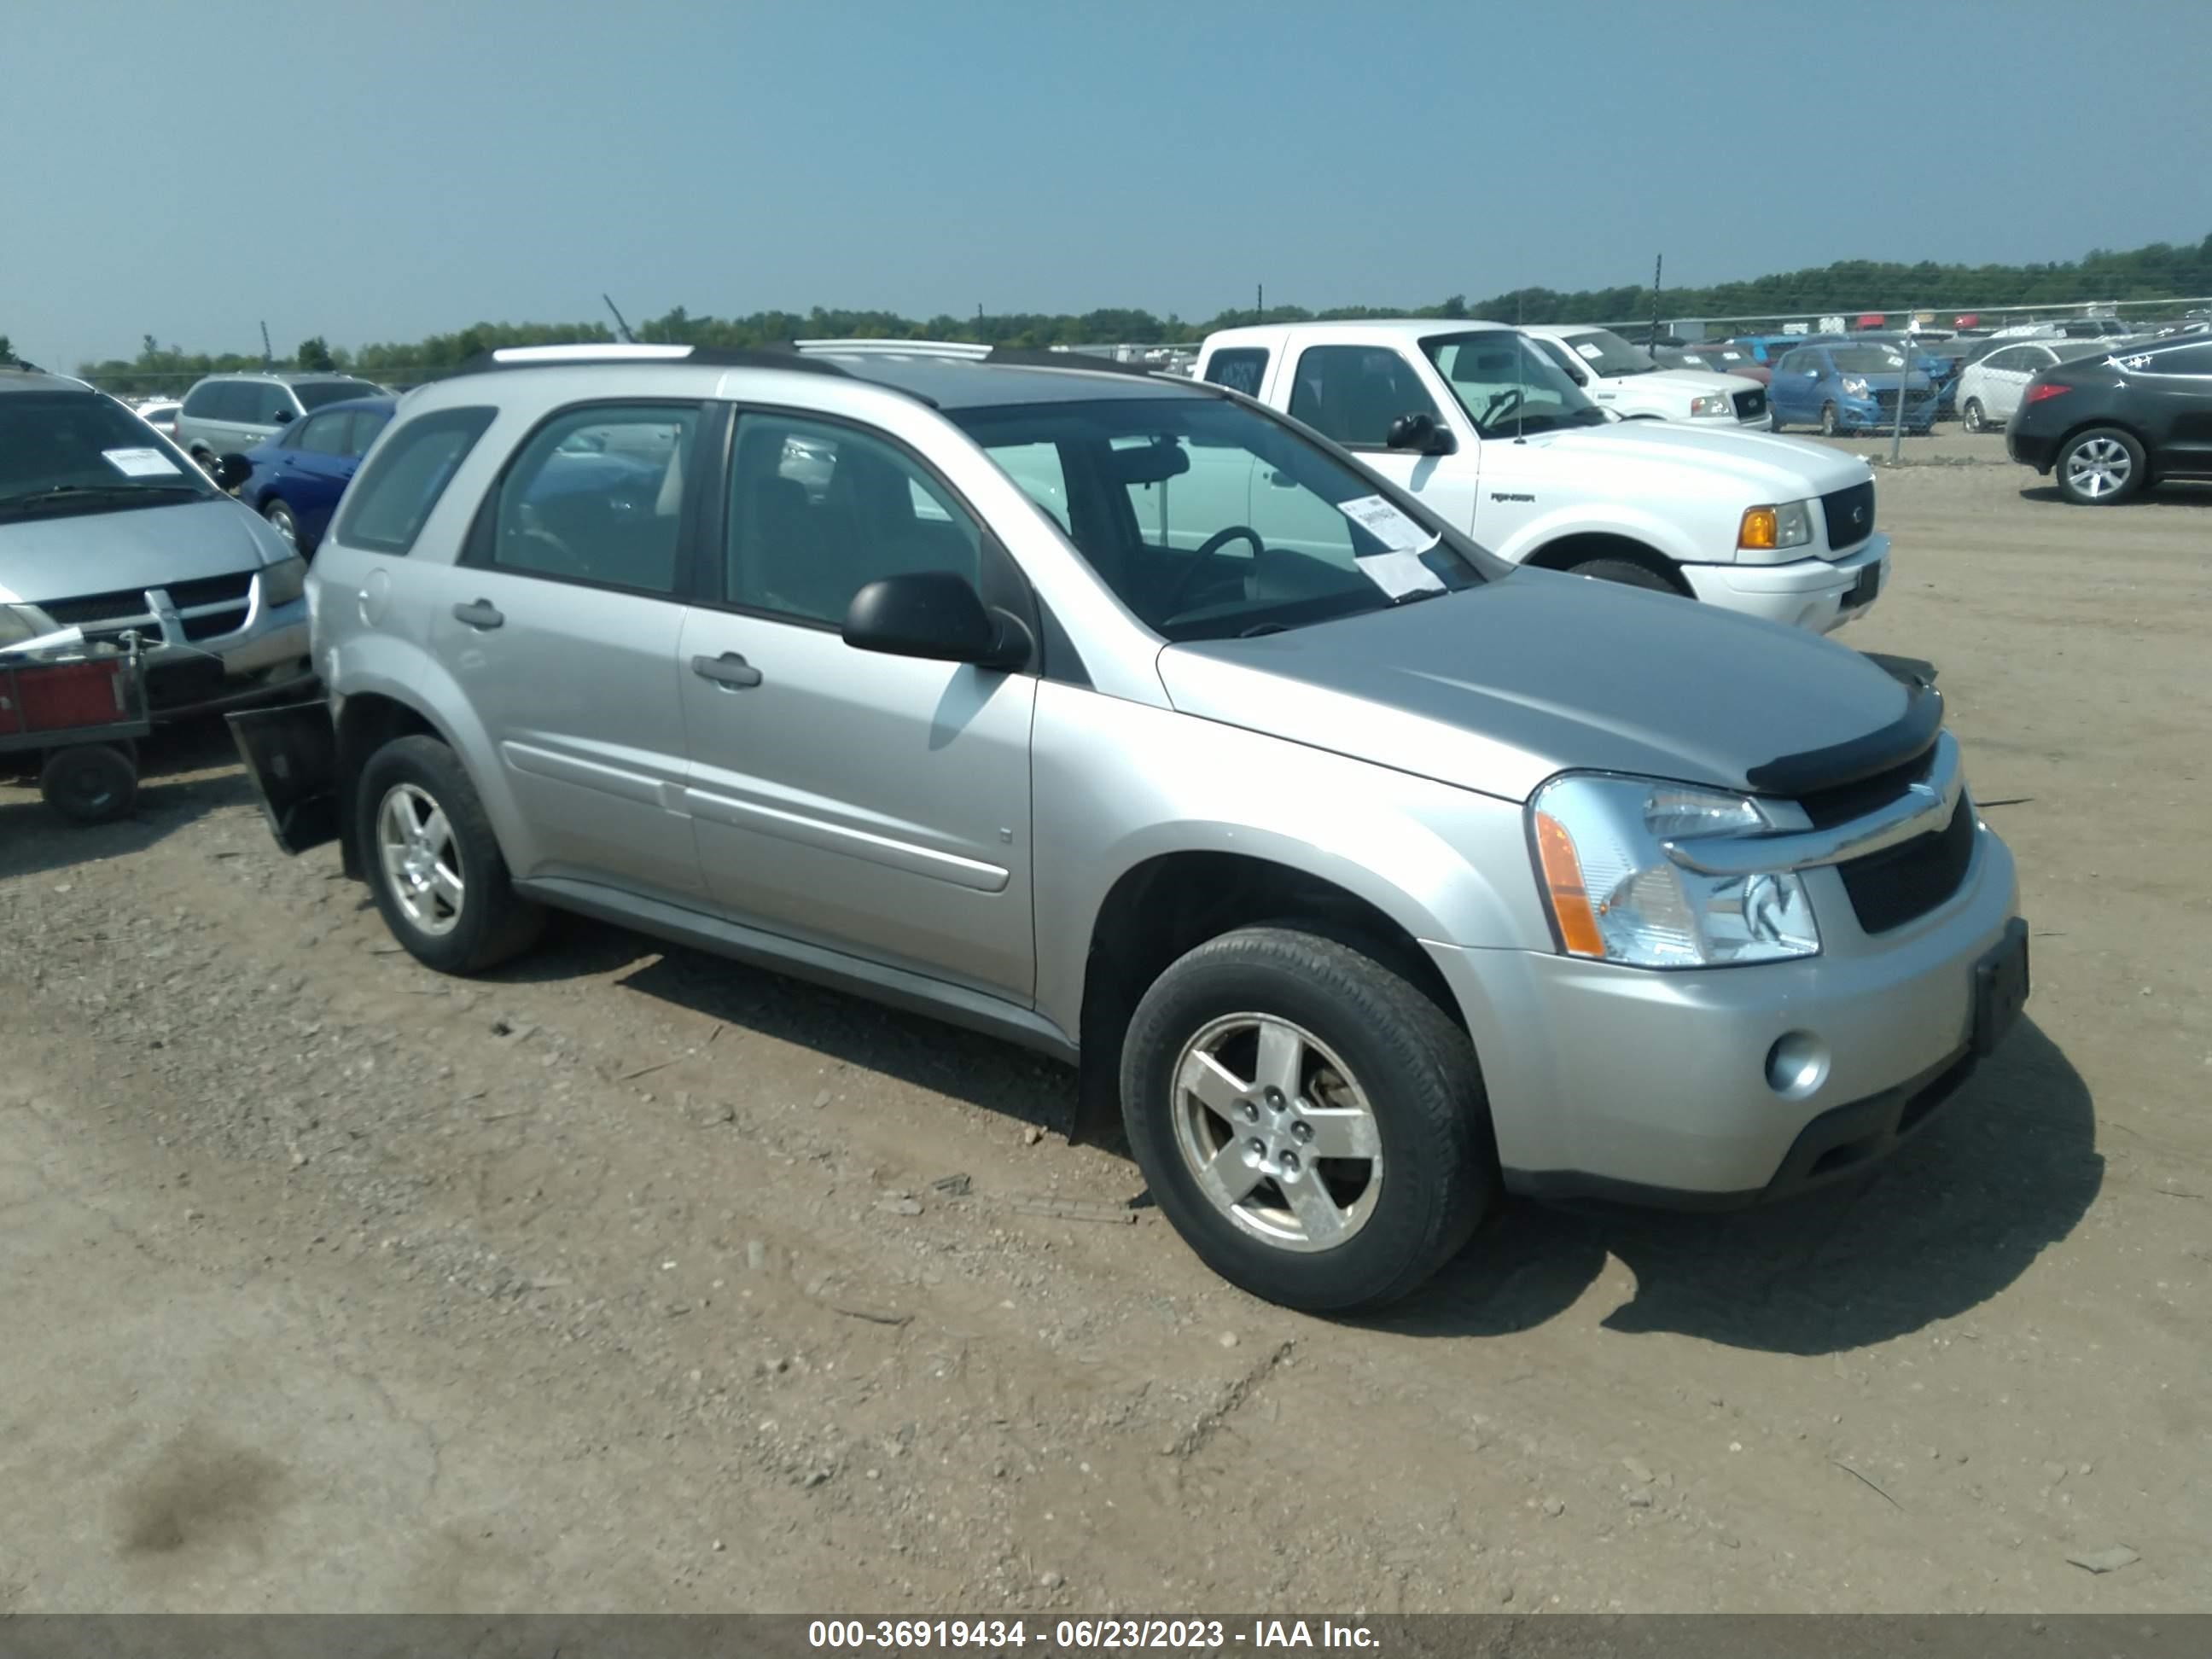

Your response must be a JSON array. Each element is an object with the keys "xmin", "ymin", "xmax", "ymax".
[
  {"xmin": 2, "ymin": 368, "xmax": 312, "ymax": 713},
  {"xmin": 174, "ymin": 371, "xmax": 386, "ymax": 470},
  {"xmin": 233, "ymin": 344, "xmax": 2029, "ymax": 1312}
]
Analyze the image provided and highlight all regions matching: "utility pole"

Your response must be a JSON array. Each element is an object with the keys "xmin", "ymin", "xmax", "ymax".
[
  {"xmin": 259, "ymin": 320, "xmax": 273, "ymax": 369},
  {"xmin": 1650, "ymin": 255, "xmax": 1663, "ymax": 346},
  {"xmin": 1889, "ymin": 307, "xmax": 1914, "ymax": 466},
  {"xmin": 602, "ymin": 293, "xmax": 637, "ymax": 344},
  {"xmin": 1256, "ymin": 282, "xmax": 1264, "ymax": 324}
]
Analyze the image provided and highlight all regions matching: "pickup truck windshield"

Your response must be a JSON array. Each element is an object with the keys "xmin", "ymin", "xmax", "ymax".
[
  {"xmin": 1419, "ymin": 333, "xmax": 1608, "ymax": 438},
  {"xmin": 950, "ymin": 397, "xmax": 1493, "ymax": 643},
  {"xmin": 1556, "ymin": 329, "xmax": 1657, "ymax": 378},
  {"xmin": 0, "ymin": 391, "xmax": 216, "ymax": 521}
]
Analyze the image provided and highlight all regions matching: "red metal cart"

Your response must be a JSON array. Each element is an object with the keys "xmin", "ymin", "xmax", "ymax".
[{"xmin": 0, "ymin": 635, "xmax": 152, "ymax": 824}]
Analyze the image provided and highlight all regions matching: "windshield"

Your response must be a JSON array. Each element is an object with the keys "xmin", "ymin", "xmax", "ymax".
[
  {"xmin": 1831, "ymin": 346, "xmax": 1909, "ymax": 374},
  {"xmin": 294, "ymin": 379, "xmax": 383, "ymax": 411},
  {"xmin": 1422, "ymin": 333, "xmax": 1605, "ymax": 438},
  {"xmin": 0, "ymin": 391, "xmax": 214, "ymax": 518},
  {"xmin": 1552, "ymin": 329, "xmax": 1657, "ymax": 378},
  {"xmin": 949, "ymin": 396, "xmax": 1493, "ymax": 643}
]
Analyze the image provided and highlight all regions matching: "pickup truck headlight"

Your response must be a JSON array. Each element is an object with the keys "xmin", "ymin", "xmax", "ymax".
[
  {"xmin": 259, "ymin": 556, "xmax": 309, "ymax": 608},
  {"xmin": 1528, "ymin": 774, "xmax": 1821, "ymax": 969},
  {"xmin": 1690, "ymin": 391, "xmax": 1734, "ymax": 417},
  {"xmin": 1738, "ymin": 499, "xmax": 1813, "ymax": 551}
]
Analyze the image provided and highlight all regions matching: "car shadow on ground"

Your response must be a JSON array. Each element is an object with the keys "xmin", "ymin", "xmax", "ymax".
[
  {"xmin": 1374, "ymin": 1016, "xmax": 2099, "ymax": 1354},
  {"xmin": 0, "ymin": 719, "xmax": 253, "ymax": 884},
  {"xmin": 2018, "ymin": 482, "xmax": 2212, "ymax": 507}
]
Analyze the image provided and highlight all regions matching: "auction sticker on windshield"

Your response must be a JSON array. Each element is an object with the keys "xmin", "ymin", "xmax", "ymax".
[
  {"xmin": 1337, "ymin": 493, "xmax": 1435, "ymax": 552},
  {"xmin": 102, "ymin": 447, "xmax": 183, "ymax": 478}
]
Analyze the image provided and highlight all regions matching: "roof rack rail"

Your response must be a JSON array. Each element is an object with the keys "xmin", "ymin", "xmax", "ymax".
[
  {"xmin": 794, "ymin": 338, "xmax": 989, "ymax": 360},
  {"xmin": 455, "ymin": 342, "xmax": 858, "ymax": 380},
  {"xmin": 982, "ymin": 346, "xmax": 1168, "ymax": 379}
]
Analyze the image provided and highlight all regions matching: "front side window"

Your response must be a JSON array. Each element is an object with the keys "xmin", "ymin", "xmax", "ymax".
[
  {"xmin": 724, "ymin": 414, "xmax": 981, "ymax": 626},
  {"xmin": 250, "ymin": 382, "xmax": 299, "ymax": 426},
  {"xmin": 952, "ymin": 395, "xmax": 1493, "ymax": 643},
  {"xmin": 1423, "ymin": 333, "xmax": 1603, "ymax": 438},
  {"xmin": 1286, "ymin": 346, "xmax": 1445, "ymax": 448},
  {"xmin": 331, "ymin": 405, "xmax": 497, "ymax": 555},
  {"xmin": 0, "ymin": 391, "xmax": 213, "ymax": 521},
  {"xmin": 486, "ymin": 405, "xmax": 701, "ymax": 594},
  {"xmin": 1202, "ymin": 347, "xmax": 1269, "ymax": 398}
]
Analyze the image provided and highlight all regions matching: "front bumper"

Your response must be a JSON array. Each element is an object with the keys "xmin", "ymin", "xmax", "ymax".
[
  {"xmin": 1426, "ymin": 820, "xmax": 2023, "ymax": 1202},
  {"xmin": 136, "ymin": 594, "xmax": 310, "ymax": 718},
  {"xmin": 1680, "ymin": 533, "xmax": 1889, "ymax": 635}
]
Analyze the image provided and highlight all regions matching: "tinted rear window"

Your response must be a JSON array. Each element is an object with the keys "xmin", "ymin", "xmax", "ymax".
[
  {"xmin": 1202, "ymin": 348, "xmax": 1269, "ymax": 397},
  {"xmin": 294, "ymin": 379, "xmax": 382, "ymax": 411},
  {"xmin": 330, "ymin": 406, "xmax": 497, "ymax": 555}
]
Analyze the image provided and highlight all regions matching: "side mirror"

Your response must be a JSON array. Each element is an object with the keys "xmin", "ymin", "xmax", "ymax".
[
  {"xmin": 271, "ymin": 410, "xmax": 294, "ymax": 424},
  {"xmin": 212, "ymin": 453, "xmax": 253, "ymax": 491},
  {"xmin": 1567, "ymin": 366, "xmax": 1590, "ymax": 387},
  {"xmin": 843, "ymin": 570, "xmax": 1029, "ymax": 670},
  {"xmin": 1384, "ymin": 412, "xmax": 1456, "ymax": 456}
]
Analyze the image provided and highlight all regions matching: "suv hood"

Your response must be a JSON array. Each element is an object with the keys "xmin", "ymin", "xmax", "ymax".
[
  {"xmin": 1608, "ymin": 367, "xmax": 1763, "ymax": 398},
  {"xmin": 1157, "ymin": 568, "xmax": 1915, "ymax": 803},
  {"xmin": 1506, "ymin": 417, "xmax": 1872, "ymax": 498},
  {"xmin": 0, "ymin": 496, "xmax": 285, "ymax": 606}
]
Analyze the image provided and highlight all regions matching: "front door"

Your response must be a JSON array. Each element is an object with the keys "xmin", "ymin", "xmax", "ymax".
[
  {"xmin": 678, "ymin": 410, "xmax": 1037, "ymax": 1000},
  {"xmin": 422, "ymin": 399, "xmax": 708, "ymax": 901},
  {"xmin": 1272, "ymin": 342, "xmax": 1480, "ymax": 535}
]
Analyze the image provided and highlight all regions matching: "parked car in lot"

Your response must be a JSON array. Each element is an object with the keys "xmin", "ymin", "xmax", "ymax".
[
  {"xmin": 0, "ymin": 368, "xmax": 311, "ymax": 715},
  {"xmin": 1658, "ymin": 342, "xmax": 1771, "ymax": 387},
  {"xmin": 174, "ymin": 371, "xmax": 386, "ymax": 474},
  {"xmin": 131, "ymin": 398, "xmax": 182, "ymax": 438},
  {"xmin": 1769, "ymin": 342, "xmax": 1939, "ymax": 435},
  {"xmin": 1197, "ymin": 321, "xmax": 1886, "ymax": 632},
  {"xmin": 1518, "ymin": 325, "xmax": 1770, "ymax": 428},
  {"xmin": 1796, "ymin": 333, "xmax": 1961, "ymax": 417},
  {"xmin": 1957, "ymin": 341, "xmax": 2111, "ymax": 433},
  {"xmin": 2006, "ymin": 335, "xmax": 2212, "ymax": 504},
  {"xmin": 230, "ymin": 341, "xmax": 2026, "ymax": 1313},
  {"xmin": 1724, "ymin": 334, "xmax": 1819, "ymax": 371},
  {"xmin": 235, "ymin": 397, "xmax": 396, "ymax": 553}
]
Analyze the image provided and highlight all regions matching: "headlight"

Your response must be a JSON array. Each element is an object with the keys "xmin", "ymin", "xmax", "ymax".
[
  {"xmin": 1528, "ymin": 774, "xmax": 1821, "ymax": 969},
  {"xmin": 1737, "ymin": 499, "xmax": 1814, "ymax": 551},
  {"xmin": 259, "ymin": 556, "xmax": 309, "ymax": 608},
  {"xmin": 1690, "ymin": 391, "xmax": 1734, "ymax": 417},
  {"xmin": 1842, "ymin": 375, "xmax": 1870, "ymax": 396}
]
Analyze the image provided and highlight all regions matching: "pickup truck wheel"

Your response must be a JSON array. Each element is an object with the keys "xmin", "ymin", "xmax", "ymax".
[
  {"xmin": 1120, "ymin": 926, "xmax": 1494, "ymax": 1313},
  {"xmin": 358, "ymin": 734, "xmax": 544, "ymax": 973},
  {"xmin": 2056, "ymin": 428, "xmax": 2145, "ymax": 505},
  {"xmin": 1962, "ymin": 398, "xmax": 1988, "ymax": 434},
  {"xmin": 1568, "ymin": 556, "xmax": 1685, "ymax": 596},
  {"xmin": 1818, "ymin": 402, "xmax": 1840, "ymax": 436}
]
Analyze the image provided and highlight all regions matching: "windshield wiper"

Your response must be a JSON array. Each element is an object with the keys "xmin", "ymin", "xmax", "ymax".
[
  {"xmin": 0, "ymin": 481, "xmax": 204, "ymax": 513},
  {"xmin": 1388, "ymin": 586, "xmax": 1448, "ymax": 608}
]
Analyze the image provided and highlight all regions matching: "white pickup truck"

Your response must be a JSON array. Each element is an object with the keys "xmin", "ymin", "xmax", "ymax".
[
  {"xmin": 1519, "ymin": 323, "xmax": 1771, "ymax": 428},
  {"xmin": 1193, "ymin": 320, "xmax": 1890, "ymax": 633}
]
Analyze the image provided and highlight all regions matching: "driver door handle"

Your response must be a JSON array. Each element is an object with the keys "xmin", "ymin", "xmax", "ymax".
[
  {"xmin": 451, "ymin": 599, "xmax": 504, "ymax": 630},
  {"xmin": 692, "ymin": 651, "xmax": 763, "ymax": 690}
]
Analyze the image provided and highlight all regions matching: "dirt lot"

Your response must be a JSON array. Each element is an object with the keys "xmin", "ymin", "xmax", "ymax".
[{"xmin": 3, "ymin": 434, "xmax": 2207, "ymax": 1614}]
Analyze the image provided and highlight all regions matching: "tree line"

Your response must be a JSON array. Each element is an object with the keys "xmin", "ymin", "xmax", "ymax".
[{"xmin": 38, "ymin": 231, "xmax": 2212, "ymax": 395}]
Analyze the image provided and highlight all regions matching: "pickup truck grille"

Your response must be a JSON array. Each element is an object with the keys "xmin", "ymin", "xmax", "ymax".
[
  {"xmin": 1732, "ymin": 387, "xmax": 1767, "ymax": 422},
  {"xmin": 1820, "ymin": 480, "xmax": 1877, "ymax": 551}
]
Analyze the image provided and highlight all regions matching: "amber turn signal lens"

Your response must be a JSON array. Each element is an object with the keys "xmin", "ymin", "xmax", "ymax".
[
  {"xmin": 1534, "ymin": 811, "xmax": 1605, "ymax": 958},
  {"xmin": 1738, "ymin": 505, "xmax": 1778, "ymax": 550}
]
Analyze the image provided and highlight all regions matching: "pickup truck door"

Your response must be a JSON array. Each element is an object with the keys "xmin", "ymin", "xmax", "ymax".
[{"xmin": 1262, "ymin": 342, "xmax": 1481, "ymax": 541}]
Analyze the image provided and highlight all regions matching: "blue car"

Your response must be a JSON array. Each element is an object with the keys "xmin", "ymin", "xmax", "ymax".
[
  {"xmin": 1767, "ymin": 342, "xmax": 1938, "ymax": 436},
  {"xmin": 237, "ymin": 396, "xmax": 395, "ymax": 554},
  {"xmin": 1798, "ymin": 333, "xmax": 1960, "ymax": 416}
]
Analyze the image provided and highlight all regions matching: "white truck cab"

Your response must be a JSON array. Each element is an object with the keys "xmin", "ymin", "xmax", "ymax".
[
  {"xmin": 1195, "ymin": 320, "xmax": 1889, "ymax": 634},
  {"xmin": 1520, "ymin": 324, "xmax": 1772, "ymax": 428}
]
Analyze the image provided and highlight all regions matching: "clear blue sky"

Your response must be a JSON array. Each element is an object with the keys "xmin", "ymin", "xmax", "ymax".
[{"xmin": 6, "ymin": 0, "xmax": 2209, "ymax": 369}]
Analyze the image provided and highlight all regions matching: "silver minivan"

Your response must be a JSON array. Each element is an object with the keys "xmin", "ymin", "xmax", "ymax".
[
  {"xmin": 232, "ymin": 343, "xmax": 2030, "ymax": 1313},
  {"xmin": 174, "ymin": 371, "xmax": 385, "ymax": 470}
]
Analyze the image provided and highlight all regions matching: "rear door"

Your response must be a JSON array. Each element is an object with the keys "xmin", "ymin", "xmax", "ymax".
[
  {"xmin": 422, "ymin": 399, "xmax": 709, "ymax": 902},
  {"xmin": 678, "ymin": 408, "xmax": 1038, "ymax": 999},
  {"xmin": 2126, "ymin": 342, "xmax": 2212, "ymax": 473}
]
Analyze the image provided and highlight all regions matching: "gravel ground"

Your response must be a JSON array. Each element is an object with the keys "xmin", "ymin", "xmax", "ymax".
[{"xmin": 2, "ymin": 445, "xmax": 2207, "ymax": 1613}]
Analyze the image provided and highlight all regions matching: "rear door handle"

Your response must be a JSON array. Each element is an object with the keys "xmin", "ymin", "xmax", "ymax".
[
  {"xmin": 451, "ymin": 599, "xmax": 504, "ymax": 630},
  {"xmin": 692, "ymin": 651, "xmax": 763, "ymax": 690}
]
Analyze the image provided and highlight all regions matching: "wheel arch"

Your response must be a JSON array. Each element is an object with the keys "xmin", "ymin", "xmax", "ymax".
[
  {"xmin": 329, "ymin": 657, "xmax": 526, "ymax": 879},
  {"xmin": 1521, "ymin": 532, "xmax": 1687, "ymax": 591}
]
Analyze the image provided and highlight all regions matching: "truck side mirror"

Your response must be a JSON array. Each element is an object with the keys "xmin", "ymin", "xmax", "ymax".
[{"xmin": 1385, "ymin": 412, "xmax": 1455, "ymax": 456}]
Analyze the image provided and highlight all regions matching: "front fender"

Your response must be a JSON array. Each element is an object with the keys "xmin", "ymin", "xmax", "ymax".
[
  {"xmin": 1491, "ymin": 501, "xmax": 1712, "ymax": 568},
  {"xmin": 1029, "ymin": 683, "xmax": 1550, "ymax": 1039}
]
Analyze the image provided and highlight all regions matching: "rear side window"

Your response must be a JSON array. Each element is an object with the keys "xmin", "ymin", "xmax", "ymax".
[
  {"xmin": 294, "ymin": 410, "xmax": 351, "ymax": 455},
  {"xmin": 295, "ymin": 378, "xmax": 381, "ymax": 411},
  {"xmin": 331, "ymin": 406, "xmax": 497, "ymax": 555},
  {"xmin": 349, "ymin": 409, "xmax": 392, "ymax": 456},
  {"xmin": 182, "ymin": 381, "xmax": 221, "ymax": 416},
  {"xmin": 2128, "ymin": 342, "xmax": 2212, "ymax": 375},
  {"xmin": 1202, "ymin": 348, "xmax": 1269, "ymax": 397},
  {"xmin": 210, "ymin": 382, "xmax": 256, "ymax": 422},
  {"xmin": 481, "ymin": 404, "xmax": 701, "ymax": 595}
]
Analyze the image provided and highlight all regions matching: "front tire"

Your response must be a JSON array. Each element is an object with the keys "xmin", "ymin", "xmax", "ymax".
[
  {"xmin": 1819, "ymin": 402, "xmax": 1840, "ymax": 437},
  {"xmin": 1962, "ymin": 398, "xmax": 1987, "ymax": 434},
  {"xmin": 2056, "ymin": 427, "xmax": 2145, "ymax": 505},
  {"xmin": 1568, "ymin": 555, "xmax": 1685, "ymax": 595},
  {"xmin": 1120, "ymin": 926, "xmax": 1495, "ymax": 1313},
  {"xmin": 357, "ymin": 735, "xmax": 544, "ymax": 973}
]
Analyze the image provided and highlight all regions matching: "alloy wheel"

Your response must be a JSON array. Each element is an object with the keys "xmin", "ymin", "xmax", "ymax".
[
  {"xmin": 376, "ymin": 782, "xmax": 465, "ymax": 935},
  {"xmin": 2065, "ymin": 437, "xmax": 2133, "ymax": 498}
]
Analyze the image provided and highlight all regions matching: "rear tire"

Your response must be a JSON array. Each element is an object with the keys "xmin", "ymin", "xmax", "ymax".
[
  {"xmin": 1567, "ymin": 555, "xmax": 1686, "ymax": 595},
  {"xmin": 40, "ymin": 743, "xmax": 138, "ymax": 824},
  {"xmin": 1120, "ymin": 926, "xmax": 1495, "ymax": 1313},
  {"xmin": 264, "ymin": 498, "xmax": 302, "ymax": 550},
  {"xmin": 357, "ymin": 734, "xmax": 544, "ymax": 973},
  {"xmin": 1962, "ymin": 398, "xmax": 1987, "ymax": 434},
  {"xmin": 2056, "ymin": 427, "xmax": 2145, "ymax": 505}
]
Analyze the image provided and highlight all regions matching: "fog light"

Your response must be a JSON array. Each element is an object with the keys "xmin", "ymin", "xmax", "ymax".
[{"xmin": 1765, "ymin": 1031, "xmax": 1830, "ymax": 1100}]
